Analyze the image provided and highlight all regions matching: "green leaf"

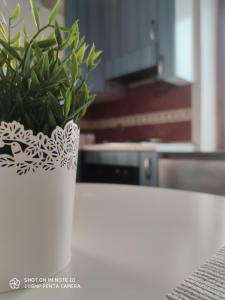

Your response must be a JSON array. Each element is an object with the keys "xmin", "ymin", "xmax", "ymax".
[
  {"xmin": 48, "ymin": 50, "xmax": 56, "ymax": 65},
  {"xmin": 41, "ymin": 80, "xmax": 65, "ymax": 91},
  {"xmin": 10, "ymin": 4, "xmax": 21, "ymax": 20},
  {"xmin": 23, "ymin": 37, "xmax": 29, "ymax": 48},
  {"xmin": 23, "ymin": 45, "xmax": 31, "ymax": 78},
  {"xmin": 64, "ymin": 89, "xmax": 72, "ymax": 117},
  {"xmin": 71, "ymin": 51, "xmax": 78, "ymax": 81},
  {"xmin": 61, "ymin": 33, "xmax": 75, "ymax": 50},
  {"xmin": 77, "ymin": 43, "xmax": 87, "ymax": 64},
  {"xmin": 0, "ymin": 15, "xmax": 97, "ymax": 135},
  {"xmin": 65, "ymin": 100, "xmax": 92, "ymax": 123},
  {"xmin": 48, "ymin": 92, "xmax": 64, "ymax": 122},
  {"xmin": 61, "ymin": 21, "xmax": 79, "ymax": 50},
  {"xmin": 31, "ymin": 70, "xmax": 39, "ymax": 87},
  {"xmin": 48, "ymin": 0, "xmax": 61, "ymax": 24},
  {"xmin": 0, "ymin": 38, "xmax": 21, "ymax": 61},
  {"xmin": 16, "ymin": 93, "xmax": 25, "ymax": 113},
  {"xmin": 11, "ymin": 32, "xmax": 20, "ymax": 44},
  {"xmin": 54, "ymin": 20, "xmax": 62, "ymax": 46},
  {"xmin": 29, "ymin": 0, "xmax": 40, "ymax": 29},
  {"xmin": 0, "ymin": 23, "xmax": 6, "ymax": 40},
  {"xmin": 76, "ymin": 36, "xmax": 85, "ymax": 50},
  {"xmin": 25, "ymin": 113, "xmax": 34, "ymax": 129},
  {"xmin": 49, "ymin": 64, "xmax": 66, "ymax": 83},
  {"xmin": 36, "ymin": 39, "xmax": 56, "ymax": 49},
  {"xmin": 86, "ymin": 44, "xmax": 102, "ymax": 71},
  {"xmin": 71, "ymin": 21, "xmax": 79, "ymax": 36},
  {"xmin": 76, "ymin": 86, "xmax": 95, "ymax": 121},
  {"xmin": 42, "ymin": 53, "xmax": 50, "ymax": 79},
  {"xmin": 93, "ymin": 50, "xmax": 102, "ymax": 62},
  {"xmin": 22, "ymin": 21, "xmax": 28, "ymax": 38},
  {"xmin": 47, "ymin": 104, "xmax": 57, "ymax": 128},
  {"xmin": 32, "ymin": 43, "xmax": 42, "ymax": 60},
  {"xmin": 81, "ymin": 82, "xmax": 89, "ymax": 103},
  {"xmin": 60, "ymin": 26, "xmax": 71, "ymax": 32},
  {"xmin": 86, "ymin": 44, "xmax": 95, "ymax": 70}
]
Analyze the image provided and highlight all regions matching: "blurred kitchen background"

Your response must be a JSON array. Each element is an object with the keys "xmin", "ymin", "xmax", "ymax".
[{"xmin": 12, "ymin": 0, "xmax": 225, "ymax": 195}]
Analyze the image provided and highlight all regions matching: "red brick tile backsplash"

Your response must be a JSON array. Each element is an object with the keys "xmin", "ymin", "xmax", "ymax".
[
  {"xmin": 91, "ymin": 122, "xmax": 191, "ymax": 143},
  {"xmin": 83, "ymin": 82, "xmax": 192, "ymax": 142}
]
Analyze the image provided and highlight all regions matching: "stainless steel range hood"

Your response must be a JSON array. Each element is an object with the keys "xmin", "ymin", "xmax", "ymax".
[{"xmin": 110, "ymin": 0, "xmax": 197, "ymax": 87}]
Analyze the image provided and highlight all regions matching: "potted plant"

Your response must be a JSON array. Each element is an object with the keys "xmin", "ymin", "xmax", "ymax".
[{"xmin": 0, "ymin": 0, "xmax": 101, "ymax": 292}]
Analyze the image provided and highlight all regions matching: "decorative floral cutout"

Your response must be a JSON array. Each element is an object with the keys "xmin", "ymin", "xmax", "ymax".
[{"xmin": 0, "ymin": 121, "xmax": 79, "ymax": 175}]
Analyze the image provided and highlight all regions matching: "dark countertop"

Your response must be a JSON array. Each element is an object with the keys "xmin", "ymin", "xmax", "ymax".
[{"xmin": 160, "ymin": 152, "xmax": 225, "ymax": 160}]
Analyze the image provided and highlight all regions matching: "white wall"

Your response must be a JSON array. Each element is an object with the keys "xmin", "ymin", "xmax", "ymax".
[
  {"xmin": 191, "ymin": 0, "xmax": 218, "ymax": 152},
  {"xmin": 199, "ymin": 0, "xmax": 218, "ymax": 151},
  {"xmin": 175, "ymin": 0, "xmax": 195, "ymax": 82},
  {"xmin": 0, "ymin": 0, "xmax": 64, "ymax": 37}
]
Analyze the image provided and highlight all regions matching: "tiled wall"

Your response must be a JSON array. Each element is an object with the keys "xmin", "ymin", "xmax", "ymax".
[{"xmin": 81, "ymin": 82, "xmax": 192, "ymax": 143}]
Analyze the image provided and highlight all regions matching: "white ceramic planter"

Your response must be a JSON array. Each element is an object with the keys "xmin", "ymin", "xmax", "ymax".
[{"xmin": 0, "ymin": 121, "xmax": 79, "ymax": 292}]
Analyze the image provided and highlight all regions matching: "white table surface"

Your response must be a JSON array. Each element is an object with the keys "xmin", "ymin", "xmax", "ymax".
[{"xmin": 1, "ymin": 183, "xmax": 225, "ymax": 300}]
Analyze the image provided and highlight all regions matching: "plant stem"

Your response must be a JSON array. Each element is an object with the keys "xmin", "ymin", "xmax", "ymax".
[
  {"xmin": 21, "ymin": 24, "xmax": 52, "ymax": 70},
  {"xmin": 8, "ymin": 19, "xmax": 11, "ymax": 44},
  {"xmin": 29, "ymin": 24, "xmax": 51, "ymax": 46}
]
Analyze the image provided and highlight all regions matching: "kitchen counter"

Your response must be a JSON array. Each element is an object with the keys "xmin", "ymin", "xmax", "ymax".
[
  {"xmin": 80, "ymin": 142, "xmax": 195, "ymax": 152},
  {"xmin": 78, "ymin": 149, "xmax": 225, "ymax": 194},
  {"xmin": 2, "ymin": 184, "xmax": 225, "ymax": 299}
]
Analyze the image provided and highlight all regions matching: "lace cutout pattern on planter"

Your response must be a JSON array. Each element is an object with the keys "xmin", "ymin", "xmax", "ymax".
[{"xmin": 0, "ymin": 121, "xmax": 79, "ymax": 175}]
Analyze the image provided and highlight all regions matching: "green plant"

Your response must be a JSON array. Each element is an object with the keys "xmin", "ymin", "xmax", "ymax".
[{"xmin": 0, "ymin": 0, "xmax": 101, "ymax": 135}]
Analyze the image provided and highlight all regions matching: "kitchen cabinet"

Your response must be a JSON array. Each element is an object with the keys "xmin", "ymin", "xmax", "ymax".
[
  {"xmin": 157, "ymin": 0, "xmax": 175, "ymax": 81},
  {"xmin": 65, "ymin": 0, "xmax": 196, "ymax": 92},
  {"xmin": 139, "ymin": 152, "xmax": 158, "ymax": 187},
  {"xmin": 158, "ymin": 0, "xmax": 195, "ymax": 83},
  {"xmin": 78, "ymin": 150, "xmax": 225, "ymax": 196},
  {"xmin": 105, "ymin": 0, "xmax": 157, "ymax": 80},
  {"xmin": 65, "ymin": 0, "xmax": 158, "ymax": 88},
  {"xmin": 78, "ymin": 150, "xmax": 140, "ymax": 185},
  {"xmin": 65, "ymin": 0, "xmax": 106, "ymax": 92},
  {"xmin": 78, "ymin": 150, "xmax": 159, "ymax": 187}
]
